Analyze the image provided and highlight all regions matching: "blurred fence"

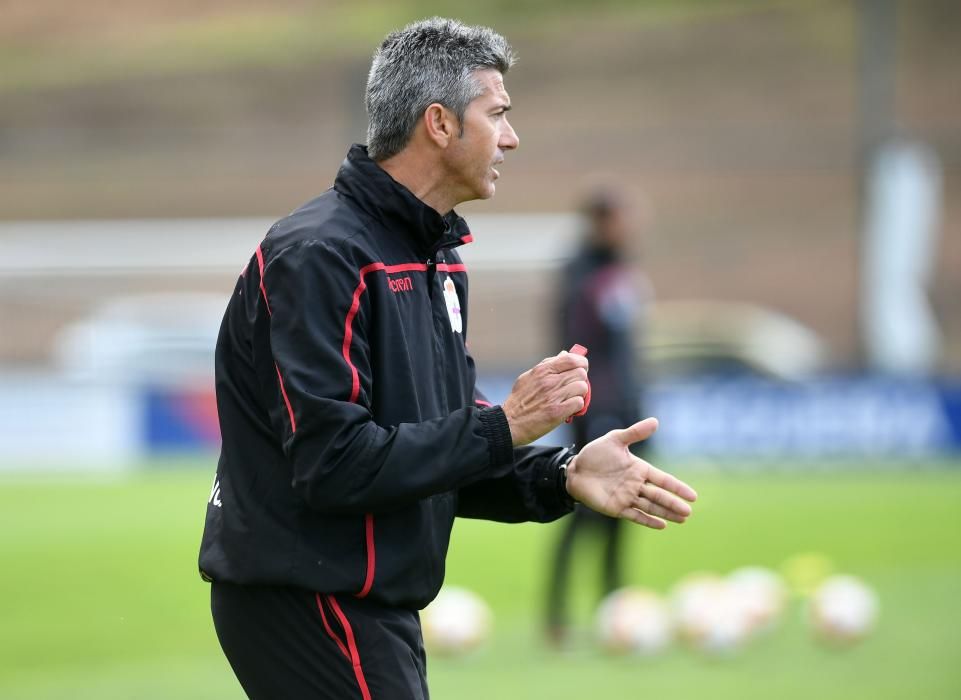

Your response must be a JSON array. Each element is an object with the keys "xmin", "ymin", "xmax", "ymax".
[{"xmin": 0, "ymin": 215, "xmax": 579, "ymax": 369}]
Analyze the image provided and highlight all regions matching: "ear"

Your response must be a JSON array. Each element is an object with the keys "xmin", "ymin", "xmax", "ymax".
[{"xmin": 423, "ymin": 103, "xmax": 457, "ymax": 148}]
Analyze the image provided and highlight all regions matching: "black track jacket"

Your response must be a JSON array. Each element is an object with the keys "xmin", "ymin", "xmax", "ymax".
[{"xmin": 199, "ymin": 145, "xmax": 574, "ymax": 610}]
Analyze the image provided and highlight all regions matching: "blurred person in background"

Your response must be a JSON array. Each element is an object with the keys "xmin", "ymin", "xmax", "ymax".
[
  {"xmin": 546, "ymin": 187, "xmax": 654, "ymax": 646},
  {"xmin": 198, "ymin": 18, "xmax": 694, "ymax": 700}
]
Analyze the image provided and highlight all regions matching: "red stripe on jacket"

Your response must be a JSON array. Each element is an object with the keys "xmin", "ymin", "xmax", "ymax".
[
  {"xmin": 356, "ymin": 514, "xmax": 375, "ymax": 599},
  {"xmin": 255, "ymin": 245, "xmax": 273, "ymax": 316},
  {"xmin": 256, "ymin": 244, "xmax": 297, "ymax": 433},
  {"xmin": 344, "ymin": 262, "xmax": 455, "ymax": 599},
  {"xmin": 343, "ymin": 260, "xmax": 468, "ymax": 403}
]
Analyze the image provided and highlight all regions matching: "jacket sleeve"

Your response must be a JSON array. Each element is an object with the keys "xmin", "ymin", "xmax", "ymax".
[
  {"xmin": 255, "ymin": 239, "xmax": 515, "ymax": 514},
  {"xmin": 452, "ymin": 376, "xmax": 575, "ymax": 523},
  {"xmin": 455, "ymin": 443, "xmax": 576, "ymax": 523}
]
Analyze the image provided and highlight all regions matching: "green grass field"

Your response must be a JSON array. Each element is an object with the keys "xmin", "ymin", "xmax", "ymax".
[{"xmin": 1, "ymin": 462, "xmax": 959, "ymax": 699}]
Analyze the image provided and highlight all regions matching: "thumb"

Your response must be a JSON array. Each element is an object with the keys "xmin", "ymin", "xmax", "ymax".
[{"xmin": 610, "ymin": 417, "xmax": 659, "ymax": 446}]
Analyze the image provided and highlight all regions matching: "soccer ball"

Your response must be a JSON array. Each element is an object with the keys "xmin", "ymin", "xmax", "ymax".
[
  {"xmin": 595, "ymin": 587, "xmax": 673, "ymax": 655},
  {"xmin": 726, "ymin": 566, "xmax": 788, "ymax": 636},
  {"xmin": 421, "ymin": 586, "xmax": 492, "ymax": 657},
  {"xmin": 671, "ymin": 573, "xmax": 750, "ymax": 654},
  {"xmin": 809, "ymin": 575, "xmax": 879, "ymax": 645}
]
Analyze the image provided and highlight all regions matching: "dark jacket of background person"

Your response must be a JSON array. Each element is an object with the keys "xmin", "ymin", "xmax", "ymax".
[
  {"xmin": 557, "ymin": 243, "xmax": 645, "ymax": 428},
  {"xmin": 199, "ymin": 145, "xmax": 574, "ymax": 610},
  {"xmin": 545, "ymin": 202, "xmax": 651, "ymax": 640}
]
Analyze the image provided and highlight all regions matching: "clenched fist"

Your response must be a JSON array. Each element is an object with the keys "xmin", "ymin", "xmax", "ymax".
[{"xmin": 502, "ymin": 349, "xmax": 590, "ymax": 446}]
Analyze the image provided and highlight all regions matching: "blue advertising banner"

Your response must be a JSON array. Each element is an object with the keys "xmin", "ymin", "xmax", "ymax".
[
  {"xmin": 648, "ymin": 377, "xmax": 961, "ymax": 457},
  {"xmin": 143, "ymin": 386, "xmax": 220, "ymax": 453},
  {"xmin": 140, "ymin": 376, "xmax": 961, "ymax": 458}
]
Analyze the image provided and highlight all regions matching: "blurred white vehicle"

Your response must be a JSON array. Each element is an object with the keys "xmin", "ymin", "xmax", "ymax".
[
  {"xmin": 646, "ymin": 300, "xmax": 827, "ymax": 381},
  {"xmin": 53, "ymin": 293, "xmax": 225, "ymax": 386}
]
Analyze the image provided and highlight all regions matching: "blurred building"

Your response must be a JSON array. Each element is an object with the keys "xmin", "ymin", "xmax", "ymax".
[
  {"xmin": 1, "ymin": 1, "xmax": 959, "ymax": 373},
  {"xmin": 1, "ymin": 2, "xmax": 960, "ymax": 464}
]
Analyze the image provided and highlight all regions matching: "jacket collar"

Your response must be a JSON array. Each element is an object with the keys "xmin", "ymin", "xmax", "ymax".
[{"xmin": 334, "ymin": 144, "xmax": 472, "ymax": 255}]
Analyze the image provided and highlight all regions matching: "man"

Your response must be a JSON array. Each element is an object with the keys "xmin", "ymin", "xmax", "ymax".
[
  {"xmin": 199, "ymin": 18, "xmax": 696, "ymax": 700},
  {"xmin": 546, "ymin": 187, "xmax": 655, "ymax": 645}
]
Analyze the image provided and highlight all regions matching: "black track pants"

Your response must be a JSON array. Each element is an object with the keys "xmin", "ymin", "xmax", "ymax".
[{"xmin": 211, "ymin": 582, "xmax": 429, "ymax": 699}]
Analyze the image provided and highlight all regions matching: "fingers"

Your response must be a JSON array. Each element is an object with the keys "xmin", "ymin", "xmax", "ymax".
[
  {"xmin": 558, "ymin": 394, "xmax": 586, "ymax": 417},
  {"xmin": 534, "ymin": 354, "xmax": 589, "ymax": 409},
  {"xmin": 625, "ymin": 485, "xmax": 694, "ymax": 527},
  {"xmin": 640, "ymin": 482, "xmax": 693, "ymax": 517},
  {"xmin": 558, "ymin": 367, "xmax": 589, "ymax": 387},
  {"xmin": 548, "ymin": 369, "xmax": 588, "ymax": 409},
  {"xmin": 560, "ymin": 383, "xmax": 589, "ymax": 406},
  {"xmin": 620, "ymin": 506, "xmax": 666, "ymax": 530},
  {"xmin": 609, "ymin": 417, "xmax": 659, "ymax": 446},
  {"xmin": 632, "ymin": 493, "xmax": 689, "ymax": 523},
  {"xmin": 542, "ymin": 350, "xmax": 589, "ymax": 373},
  {"xmin": 643, "ymin": 463, "xmax": 698, "ymax": 503},
  {"xmin": 504, "ymin": 350, "xmax": 592, "ymax": 445}
]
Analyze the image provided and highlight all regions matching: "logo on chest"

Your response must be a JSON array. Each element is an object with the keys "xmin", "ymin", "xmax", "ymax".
[
  {"xmin": 387, "ymin": 276, "xmax": 413, "ymax": 293},
  {"xmin": 443, "ymin": 276, "xmax": 463, "ymax": 334}
]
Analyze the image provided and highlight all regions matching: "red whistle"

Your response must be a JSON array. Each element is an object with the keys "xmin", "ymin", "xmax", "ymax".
[{"xmin": 565, "ymin": 344, "xmax": 590, "ymax": 423}]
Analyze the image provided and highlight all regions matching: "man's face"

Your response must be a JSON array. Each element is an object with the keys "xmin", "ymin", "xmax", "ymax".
[{"xmin": 444, "ymin": 69, "xmax": 519, "ymax": 204}]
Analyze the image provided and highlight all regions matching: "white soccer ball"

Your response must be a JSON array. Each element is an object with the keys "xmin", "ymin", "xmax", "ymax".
[
  {"xmin": 421, "ymin": 586, "xmax": 492, "ymax": 657},
  {"xmin": 595, "ymin": 587, "xmax": 673, "ymax": 655},
  {"xmin": 809, "ymin": 575, "xmax": 879, "ymax": 644},
  {"xmin": 671, "ymin": 573, "xmax": 750, "ymax": 654},
  {"xmin": 726, "ymin": 566, "xmax": 788, "ymax": 636}
]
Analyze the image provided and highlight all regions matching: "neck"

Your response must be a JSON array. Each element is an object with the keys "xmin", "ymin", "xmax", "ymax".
[{"xmin": 377, "ymin": 150, "xmax": 455, "ymax": 216}]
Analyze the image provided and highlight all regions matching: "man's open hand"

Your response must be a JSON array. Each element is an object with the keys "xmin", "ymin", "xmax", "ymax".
[{"xmin": 565, "ymin": 417, "xmax": 697, "ymax": 529}]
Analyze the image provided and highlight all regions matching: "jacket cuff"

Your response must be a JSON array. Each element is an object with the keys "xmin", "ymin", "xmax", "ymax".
[
  {"xmin": 478, "ymin": 406, "xmax": 514, "ymax": 467},
  {"xmin": 545, "ymin": 448, "xmax": 576, "ymax": 513}
]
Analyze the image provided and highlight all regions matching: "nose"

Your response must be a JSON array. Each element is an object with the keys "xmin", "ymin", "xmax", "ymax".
[{"xmin": 500, "ymin": 117, "xmax": 519, "ymax": 151}]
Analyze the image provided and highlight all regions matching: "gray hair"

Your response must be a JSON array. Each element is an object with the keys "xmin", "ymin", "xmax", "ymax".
[{"xmin": 365, "ymin": 17, "xmax": 515, "ymax": 161}]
